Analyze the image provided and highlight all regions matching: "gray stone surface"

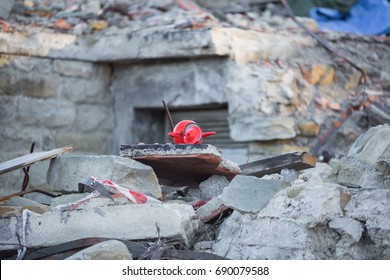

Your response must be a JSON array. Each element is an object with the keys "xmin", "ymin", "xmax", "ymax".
[
  {"xmin": 199, "ymin": 175, "xmax": 229, "ymax": 200},
  {"xmin": 66, "ymin": 240, "xmax": 133, "ymax": 260},
  {"xmin": 50, "ymin": 193, "xmax": 91, "ymax": 207},
  {"xmin": 0, "ymin": 203, "xmax": 198, "ymax": 250},
  {"xmin": 212, "ymin": 180, "xmax": 390, "ymax": 260},
  {"xmin": 327, "ymin": 124, "xmax": 390, "ymax": 189},
  {"xmin": 0, "ymin": 55, "xmax": 113, "ymax": 198},
  {"xmin": 221, "ymin": 175, "xmax": 284, "ymax": 213},
  {"xmin": 196, "ymin": 195, "xmax": 224, "ymax": 221},
  {"xmin": 47, "ymin": 155, "xmax": 162, "ymax": 198},
  {"xmin": 0, "ymin": 0, "xmax": 14, "ymax": 19}
]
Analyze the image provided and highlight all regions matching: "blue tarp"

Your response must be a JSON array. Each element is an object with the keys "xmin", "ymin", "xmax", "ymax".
[{"xmin": 310, "ymin": 0, "xmax": 390, "ymax": 35}]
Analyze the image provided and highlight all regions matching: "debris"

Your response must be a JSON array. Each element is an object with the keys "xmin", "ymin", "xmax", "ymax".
[
  {"xmin": 46, "ymin": 155, "xmax": 162, "ymax": 198},
  {"xmin": 297, "ymin": 121, "xmax": 320, "ymax": 137},
  {"xmin": 0, "ymin": 203, "xmax": 198, "ymax": 250},
  {"xmin": 120, "ymin": 144, "xmax": 240, "ymax": 183},
  {"xmin": 91, "ymin": 20, "xmax": 108, "ymax": 31},
  {"xmin": 0, "ymin": 0, "xmax": 14, "ymax": 20},
  {"xmin": 239, "ymin": 151, "xmax": 317, "ymax": 178},
  {"xmin": 221, "ymin": 175, "xmax": 284, "ymax": 213},
  {"xmin": 66, "ymin": 240, "xmax": 133, "ymax": 260},
  {"xmin": 11, "ymin": 238, "xmax": 148, "ymax": 260},
  {"xmin": 326, "ymin": 124, "xmax": 390, "ymax": 189},
  {"xmin": 54, "ymin": 18, "xmax": 72, "ymax": 30},
  {"xmin": 195, "ymin": 195, "xmax": 227, "ymax": 223},
  {"xmin": 0, "ymin": 145, "xmax": 73, "ymax": 175},
  {"xmin": 199, "ymin": 175, "xmax": 229, "ymax": 200}
]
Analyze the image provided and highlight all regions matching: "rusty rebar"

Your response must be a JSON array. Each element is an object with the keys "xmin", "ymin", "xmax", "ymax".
[
  {"xmin": 21, "ymin": 141, "xmax": 36, "ymax": 192},
  {"xmin": 162, "ymin": 100, "xmax": 175, "ymax": 131}
]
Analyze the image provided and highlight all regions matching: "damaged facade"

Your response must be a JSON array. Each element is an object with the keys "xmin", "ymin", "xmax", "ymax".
[{"xmin": 0, "ymin": 0, "xmax": 389, "ymax": 260}]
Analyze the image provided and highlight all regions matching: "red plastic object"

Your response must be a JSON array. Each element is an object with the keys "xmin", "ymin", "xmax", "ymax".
[{"xmin": 168, "ymin": 120, "xmax": 216, "ymax": 144}]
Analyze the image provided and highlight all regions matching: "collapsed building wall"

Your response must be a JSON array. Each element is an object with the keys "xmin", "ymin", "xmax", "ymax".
[{"xmin": 0, "ymin": 10, "xmax": 389, "ymax": 197}]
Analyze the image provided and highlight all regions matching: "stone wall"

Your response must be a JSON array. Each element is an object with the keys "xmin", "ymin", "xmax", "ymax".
[
  {"xmin": 0, "ymin": 55, "xmax": 113, "ymax": 195},
  {"xmin": 0, "ymin": 27, "xmax": 389, "ymax": 197}
]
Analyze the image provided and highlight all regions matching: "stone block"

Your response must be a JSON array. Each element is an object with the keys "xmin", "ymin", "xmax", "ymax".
[
  {"xmin": 66, "ymin": 240, "xmax": 133, "ymax": 260},
  {"xmin": 195, "ymin": 195, "xmax": 225, "ymax": 222},
  {"xmin": 17, "ymin": 98, "xmax": 75, "ymax": 128},
  {"xmin": 0, "ymin": 71, "xmax": 57, "ymax": 99},
  {"xmin": 0, "ymin": 203, "xmax": 198, "ymax": 250},
  {"xmin": 0, "ymin": 0, "xmax": 14, "ymax": 20},
  {"xmin": 212, "ymin": 183, "xmax": 368, "ymax": 260},
  {"xmin": 75, "ymin": 104, "xmax": 114, "ymax": 132},
  {"xmin": 53, "ymin": 60, "xmax": 94, "ymax": 78},
  {"xmin": 302, "ymin": 64, "xmax": 335, "ymax": 86},
  {"xmin": 327, "ymin": 124, "xmax": 390, "ymax": 189},
  {"xmin": 297, "ymin": 121, "xmax": 320, "ymax": 137},
  {"xmin": 59, "ymin": 74, "xmax": 111, "ymax": 104},
  {"xmin": 199, "ymin": 175, "xmax": 229, "ymax": 200},
  {"xmin": 230, "ymin": 116, "xmax": 296, "ymax": 141},
  {"xmin": 47, "ymin": 155, "xmax": 162, "ymax": 198},
  {"xmin": 347, "ymin": 124, "xmax": 390, "ymax": 167},
  {"xmin": 221, "ymin": 175, "xmax": 284, "ymax": 213},
  {"xmin": 54, "ymin": 132, "xmax": 105, "ymax": 154}
]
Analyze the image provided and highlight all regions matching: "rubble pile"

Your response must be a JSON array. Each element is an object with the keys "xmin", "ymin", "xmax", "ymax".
[
  {"xmin": 3, "ymin": 0, "xmax": 312, "ymax": 35},
  {"xmin": 0, "ymin": 124, "xmax": 389, "ymax": 260},
  {"xmin": 0, "ymin": 0, "xmax": 389, "ymax": 261}
]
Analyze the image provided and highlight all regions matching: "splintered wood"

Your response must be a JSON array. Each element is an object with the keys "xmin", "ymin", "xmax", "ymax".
[
  {"xmin": 0, "ymin": 146, "xmax": 73, "ymax": 175},
  {"xmin": 240, "ymin": 152, "xmax": 317, "ymax": 178}
]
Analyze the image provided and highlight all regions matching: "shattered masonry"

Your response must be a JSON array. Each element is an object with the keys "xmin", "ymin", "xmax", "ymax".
[{"xmin": 0, "ymin": 0, "xmax": 389, "ymax": 260}]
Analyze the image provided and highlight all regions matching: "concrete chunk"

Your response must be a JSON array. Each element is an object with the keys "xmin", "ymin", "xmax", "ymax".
[
  {"xmin": 196, "ymin": 195, "xmax": 225, "ymax": 222},
  {"xmin": 0, "ymin": 204, "xmax": 198, "ymax": 250},
  {"xmin": 66, "ymin": 240, "xmax": 133, "ymax": 260},
  {"xmin": 221, "ymin": 175, "xmax": 284, "ymax": 213},
  {"xmin": 47, "ymin": 155, "xmax": 162, "ymax": 198},
  {"xmin": 327, "ymin": 124, "xmax": 390, "ymax": 189},
  {"xmin": 199, "ymin": 175, "xmax": 229, "ymax": 200}
]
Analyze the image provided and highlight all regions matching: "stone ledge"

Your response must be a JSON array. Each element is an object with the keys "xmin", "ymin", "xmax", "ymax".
[{"xmin": 0, "ymin": 27, "xmax": 315, "ymax": 63}]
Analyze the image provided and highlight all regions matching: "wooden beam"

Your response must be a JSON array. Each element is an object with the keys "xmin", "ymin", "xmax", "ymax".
[
  {"xmin": 240, "ymin": 152, "xmax": 317, "ymax": 178},
  {"xmin": 0, "ymin": 146, "xmax": 73, "ymax": 175}
]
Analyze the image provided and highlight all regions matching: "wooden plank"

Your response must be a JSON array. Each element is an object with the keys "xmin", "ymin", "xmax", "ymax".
[
  {"xmin": 240, "ymin": 152, "xmax": 317, "ymax": 178},
  {"xmin": 0, "ymin": 146, "xmax": 73, "ymax": 175}
]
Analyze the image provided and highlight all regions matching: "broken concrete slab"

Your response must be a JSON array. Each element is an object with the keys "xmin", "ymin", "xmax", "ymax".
[
  {"xmin": 327, "ymin": 124, "xmax": 390, "ymax": 189},
  {"xmin": 47, "ymin": 155, "xmax": 162, "ymax": 198},
  {"xmin": 212, "ymin": 182, "xmax": 356, "ymax": 259},
  {"xmin": 50, "ymin": 193, "xmax": 90, "ymax": 207},
  {"xmin": 120, "ymin": 144, "xmax": 240, "ymax": 183},
  {"xmin": 298, "ymin": 162, "xmax": 332, "ymax": 184},
  {"xmin": 221, "ymin": 175, "xmax": 284, "ymax": 213},
  {"xmin": 66, "ymin": 240, "xmax": 133, "ymax": 260},
  {"xmin": 199, "ymin": 175, "xmax": 229, "ymax": 200},
  {"xmin": 0, "ymin": 203, "xmax": 198, "ymax": 251},
  {"xmin": 196, "ymin": 195, "xmax": 227, "ymax": 223}
]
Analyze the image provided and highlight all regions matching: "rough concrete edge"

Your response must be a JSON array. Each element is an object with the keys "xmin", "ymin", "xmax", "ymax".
[{"xmin": 0, "ymin": 27, "xmax": 316, "ymax": 63}]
